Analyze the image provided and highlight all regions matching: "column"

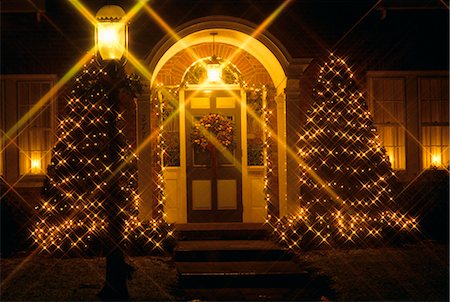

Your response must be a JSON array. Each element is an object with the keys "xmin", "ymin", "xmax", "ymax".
[
  {"xmin": 284, "ymin": 59, "xmax": 311, "ymax": 215},
  {"xmin": 136, "ymin": 91, "xmax": 153, "ymax": 221}
]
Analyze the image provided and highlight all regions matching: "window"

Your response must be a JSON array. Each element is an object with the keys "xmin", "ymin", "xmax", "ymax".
[
  {"xmin": 420, "ymin": 77, "xmax": 449, "ymax": 168},
  {"xmin": 371, "ymin": 78, "xmax": 406, "ymax": 170},
  {"xmin": 159, "ymin": 88, "xmax": 180, "ymax": 166},
  {"xmin": 246, "ymin": 89, "xmax": 265, "ymax": 166},
  {"xmin": 18, "ymin": 81, "xmax": 54, "ymax": 175}
]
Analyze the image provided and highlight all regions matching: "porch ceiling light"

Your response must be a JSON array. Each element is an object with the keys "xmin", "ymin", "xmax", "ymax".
[
  {"xmin": 207, "ymin": 56, "xmax": 222, "ymax": 83},
  {"xmin": 95, "ymin": 5, "xmax": 128, "ymax": 61},
  {"xmin": 206, "ymin": 32, "xmax": 222, "ymax": 83}
]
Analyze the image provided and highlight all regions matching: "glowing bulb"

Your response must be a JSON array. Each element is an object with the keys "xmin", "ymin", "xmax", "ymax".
[
  {"xmin": 206, "ymin": 62, "xmax": 222, "ymax": 82},
  {"xmin": 30, "ymin": 152, "xmax": 42, "ymax": 174},
  {"xmin": 431, "ymin": 153, "xmax": 441, "ymax": 166}
]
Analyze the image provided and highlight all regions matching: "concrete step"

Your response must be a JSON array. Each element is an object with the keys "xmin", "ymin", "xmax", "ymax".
[
  {"xmin": 175, "ymin": 223, "xmax": 270, "ymax": 241},
  {"xmin": 177, "ymin": 261, "xmax": 309, "ymax": 288},
  {"xmin": 182, "ymin": 287, "xmax": 303, "ymax": 301},
  {"xmin": 174, "ymin": 240, "xmax": 293, "ymax": 262}
]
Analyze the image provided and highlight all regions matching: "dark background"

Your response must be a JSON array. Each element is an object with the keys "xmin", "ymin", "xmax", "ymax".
[{"xmin": 1, "ymin": 0, "xmax": 448, "ymax": 76}]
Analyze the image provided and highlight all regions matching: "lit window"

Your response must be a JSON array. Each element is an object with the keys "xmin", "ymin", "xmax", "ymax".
[
  {"xmin": 420, "ymin": 78, "xmax": 449, "ymax": 169},
  {"xmin": 371, "ymin": 78, "xmax": 406, "ymax": 170},
  {"xmin": 422, "ymin": 126, "xmax": 449, "ymax": 168},
  {"xmin": 377, "ymin": 126, "xmax": 406, "ymax": 170},
  {"xmin": 18, "ymin": 82, "xmax": 54, "ymax": 175}
]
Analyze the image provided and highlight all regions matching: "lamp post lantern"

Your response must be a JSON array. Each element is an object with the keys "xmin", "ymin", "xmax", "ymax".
[{"xmin": 95, "ymin": 5, "xmax": 128, "ymax": 61}]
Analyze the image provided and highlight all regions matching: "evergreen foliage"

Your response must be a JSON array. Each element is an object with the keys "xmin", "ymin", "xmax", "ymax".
[
  {"xmin": 32, "ymin": 60, "xmax": 169, "ymax": 254},
  {"xmin": 273, "ymin": 54, "xmax": 417, "ymax": 249}
]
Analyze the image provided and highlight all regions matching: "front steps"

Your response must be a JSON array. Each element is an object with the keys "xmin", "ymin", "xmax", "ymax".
[
  {"xmin": 173, "ymin": 223, "xmax": 318, "ymax": 301},
  {"xmin": 174, "ymin": 240, "xmax": 292, "ymax": 262}
]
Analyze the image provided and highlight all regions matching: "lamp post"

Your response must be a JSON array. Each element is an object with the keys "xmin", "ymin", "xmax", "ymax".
[{"xmin": 95, "ymin": 5, "xmax": 133, "ymax": 300}]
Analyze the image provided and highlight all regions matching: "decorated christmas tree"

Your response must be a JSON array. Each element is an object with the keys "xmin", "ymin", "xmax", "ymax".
[
  {"xmin": 32, "ymin": 60, "xmax": 168, "ymax": 254},
  {"xmin": 274, "ymin": 54, "xmax": 417, "ymax": 249}
]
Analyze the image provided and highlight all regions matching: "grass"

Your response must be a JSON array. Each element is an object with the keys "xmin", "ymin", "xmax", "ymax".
[
  {"xmin": 302, "ymin": 241, "xmax": 449, "ymax": 301},
  {"xmin": 1, "ymin": 255, "xmax": 182, "ymax": 301}
]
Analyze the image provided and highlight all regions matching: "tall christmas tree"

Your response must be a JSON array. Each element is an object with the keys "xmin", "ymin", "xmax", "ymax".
[
  {"xmin": 32, "ymin": 60, "xmax": 143, "ymax": 254},
  {"xmin": 274, "ymin": 54, "xmax": 417, "ymax": 249}
]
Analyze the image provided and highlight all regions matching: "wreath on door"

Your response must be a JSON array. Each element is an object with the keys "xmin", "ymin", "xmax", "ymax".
[{"xmin": 192, "ymin": 113, "xmax": 234, "ymax": 151}]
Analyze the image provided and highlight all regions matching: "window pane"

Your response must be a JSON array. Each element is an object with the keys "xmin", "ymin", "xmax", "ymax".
[
  {"xmin": 18, "ymin": 81, "xmax": 53, "ymax": 175},
  {"xmin": 422, "ymin": 126, "xmax": 449, "ymax": 168},
  {"xmin": 246, "ymin": 89, "xmax": 264, "ymax": 166},
  {"xmin": 377, "ymin": 125, "xmax": 406, "ymax": 170},
  {"xmin": 371, "ymin": 78, "xmax": 406, "ymax": 170},
  {"xmin": 160, "ymin": 88, "xmax": 180, "ymax": 167},
  {"xmin": 420, "ymin": 77, "xmax": 449, "ymax": 123}
]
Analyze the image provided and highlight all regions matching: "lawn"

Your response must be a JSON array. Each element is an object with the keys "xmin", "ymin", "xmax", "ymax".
[
  {"xmin": 303, "ymin": 241, "xmax": 449, "ymax": 301},
  {"xmin": 1, "ymin": 242, "xmax": 448, "ymax": 301},
  {"xmin": 0, "ymin": 255, "xmax": 182, "ymax": 301}
]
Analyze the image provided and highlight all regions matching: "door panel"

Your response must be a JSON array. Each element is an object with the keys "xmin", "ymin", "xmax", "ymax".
[
  {"xmin": 192, "ymin": 180, "xmax": 212, "ymax": 210},
  {"xmin": 217, "ymin": 179, "xmax": 237, "ymax": 209},
  {"xmin": 186, "ymin": 88, "xmax": 243, "ymax": 222},
  {"xmin": 190, "ymin": 97, "xmax": 211, "ymax": 109}
]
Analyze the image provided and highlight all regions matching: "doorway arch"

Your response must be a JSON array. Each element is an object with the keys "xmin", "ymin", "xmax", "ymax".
[
  {"xmin": 143, "ymin": 17, "xmax": 291, "ymax": 223},
  {"xmin": 146, "ymin": 16, "xmax": 290, "ymax": 95}
]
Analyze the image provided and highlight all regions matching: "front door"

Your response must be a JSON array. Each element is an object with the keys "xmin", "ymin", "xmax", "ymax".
[{"xmin": 185, "ymin": 87, "xmax": 243, "ymax": 222}]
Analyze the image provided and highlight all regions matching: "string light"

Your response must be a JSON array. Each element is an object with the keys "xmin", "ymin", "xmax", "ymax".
[
  {"xmin": 32, "ymin": 60, "xmax": 172, "ymax": 254},
  {"xmin": 272, "ymin": 54, "xmax": 417, "ymax": 249}
]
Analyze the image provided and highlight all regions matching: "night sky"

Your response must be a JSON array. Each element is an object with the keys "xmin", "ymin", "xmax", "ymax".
[{"xmin": 2, "ymin": 0, "xmax": 448, "ymax": 75}]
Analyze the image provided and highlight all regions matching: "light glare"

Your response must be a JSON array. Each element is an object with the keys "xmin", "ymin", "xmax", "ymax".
[
  {"xmin": 206, "ymin": 63, "xmax": 222, "ymax": 82},
  {"xmin": 97, "ymin": 22, "xmax": 126, "ymax": 60}
]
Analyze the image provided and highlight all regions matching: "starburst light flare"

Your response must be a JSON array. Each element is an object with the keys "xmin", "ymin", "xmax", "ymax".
[
  {"xmin": 31, "ymin": 60, "xmax": 171, "ymax": 255},
  {"xmin": 272, "ymin": 53, "xmax": 418, "ymax": 250}
]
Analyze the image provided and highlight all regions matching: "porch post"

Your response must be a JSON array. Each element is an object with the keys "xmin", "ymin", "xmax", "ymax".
[
  {"xmin": 136, "ymin": 90, "xmax": 153, "ymax": 221},
  {"xmin": 284, "ymin": 60, "xmax": 311, "ymax": 214}
]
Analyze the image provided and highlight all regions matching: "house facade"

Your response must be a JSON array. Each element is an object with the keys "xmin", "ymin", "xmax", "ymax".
[{"xmin": 1, "ymin": 0, "xmax": 448, "ymax": 225}]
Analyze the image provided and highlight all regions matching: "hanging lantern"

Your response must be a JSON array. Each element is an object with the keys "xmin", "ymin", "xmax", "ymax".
[
  {"xmin": 206, "ymin": 32, "xmax": 222, "ymax": 83},
  {"xmin": 206, "ymin": 56, "xmax": 222, "ymax": 83},
  {"xmin": 95, "ymin": 5, "xmax": 128, "ymax": 61}
]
